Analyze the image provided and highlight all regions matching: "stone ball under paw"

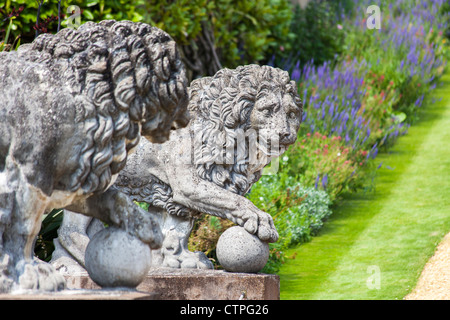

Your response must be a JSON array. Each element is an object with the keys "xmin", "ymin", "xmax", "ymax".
[
  {"xmin": 85, "ymin": 227, "xmax": 152, "ymax": 289},
  {"xmin": 216, "ymin": 226, "xmax": 269, "ymax": 273}
]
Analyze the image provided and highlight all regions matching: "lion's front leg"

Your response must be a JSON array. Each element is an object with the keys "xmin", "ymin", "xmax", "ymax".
[
  {"xmin": 218, "ymin": 198, "xmax": 278, "ymax": 243},
  {"xmin": 0, "ymin": 164, "xmax": 66, "ymax": 293},
  {"xmin": 232, "ymin": 202, "xmax": 279, "ymax": 243},
  {"xmin": 66, "ymin": 187, "xmax": 163, "ymax": 250},
  {"xmin": 178, "ymin": 190, "xmax": 278, "ymax": 243},
  {"xmin": 153, "ymin": 209, "xmax": 213, "ymax": 269},
  {"xmin": 168, "ymin": 165, "xmax": 278, "ymax": 243}
]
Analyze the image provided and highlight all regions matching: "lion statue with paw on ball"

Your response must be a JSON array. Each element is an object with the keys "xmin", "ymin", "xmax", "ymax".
[
  {"xmin": 54, "ymin": 64, "xmax": 303, "ymax": 271},
  {"xmin": 0, "ymin": 20, "xmax": 188, "ymax": 293}
]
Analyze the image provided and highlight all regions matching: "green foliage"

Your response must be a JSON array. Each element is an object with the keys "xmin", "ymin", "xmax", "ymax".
[
  {"xmin": 0, "ymin": 0, "xmax": 144, "ymax": 48},
  {"xmin": 142, "ymin": 0, "xmax": 208, "ymax": 46},
  {"xmin": 246, "ymin": 172, "xmax": 332, "ymax": 273},
  {"xmin": 187, "ymin": 168, "xmax": 334, "ymax": 274},
  {"xmin": 285, "ymin": 132, "xmax": 368, "ymax": 201},
  {"xmin": 143, "ymin": 0, "xmax": 294, "ymax": 69},
  {"xmin": 248, "ymin": 174, "xmax": 333, "ymax": 245},
  {"xmin": 76, "ymin": 0, "xmax": 144, "ymax": 23},
  {"xmin": 273, "ymin": 0, "xmax": 347, "ymax": 68},
  {"xmin": 1, "ymin": 0, "xmax": 293, "ymax": 75},
  {"xmin": 188, "ymin": 215, "xmax": 234, "ymax": 268},
  {"xmin": 341, "ymin": 1, "xmax": 448, "ymax": 125},
  {"xmin": 34, "ymin": 209, "xmax": 63, "ymax": 262}
]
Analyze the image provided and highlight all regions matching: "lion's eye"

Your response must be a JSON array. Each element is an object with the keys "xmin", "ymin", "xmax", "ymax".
[
  {"xmin": 262, "ymin": 109, "xmax": 272, "ymax": 116},
  {"xmin": 289, "ymin": 111, "xmax": 297, "ymax": 119}
]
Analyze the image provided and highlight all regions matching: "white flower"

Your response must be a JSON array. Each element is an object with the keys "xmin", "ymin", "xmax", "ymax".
[
  {"xmin": 283, "ymin": 156, "xmax": 289, "ymax": 162},
  {"xmin": 337, "ymin": 152, "xmax": 341, "ymax": 156}
]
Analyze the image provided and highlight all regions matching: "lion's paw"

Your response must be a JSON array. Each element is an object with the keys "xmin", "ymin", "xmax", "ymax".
[
  {"xmin": 160, "ymin": 249, "xmax": 213, "ymax": 269},
  {"xmin": 124, "ymin": 205, "xmax": 163, "ymax": 250},
  {"xmin": 17, "ymin": 259, "xmax": 66, "ymax": 292},
  {"xmin": 242, "ymin": 210, "xmax": 278, "ymax": 243}
]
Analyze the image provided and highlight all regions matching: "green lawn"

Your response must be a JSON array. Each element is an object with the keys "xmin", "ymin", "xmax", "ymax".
[{"xmin": 278, "ymin": 71, "xmax": 450, "ymax": 300}]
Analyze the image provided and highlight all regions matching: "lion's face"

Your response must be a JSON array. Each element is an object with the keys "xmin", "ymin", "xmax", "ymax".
[
  {"xmin": 189, "ymin": 65, "xmax": 303, "ymax": 194},
  {"xmin": 249, "ymin": 87, "xmax": 302, "ymax": 151}
]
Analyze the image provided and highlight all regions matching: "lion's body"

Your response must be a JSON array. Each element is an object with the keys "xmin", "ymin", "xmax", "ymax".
[
  {"xmin": 0, "ymin": 20, "xmax": 188, "ymax": 293},
  {"xmin": 1, "ymin": 50, "xmax": 97, "ymax": 201},
  {"xmin": 55, "ymin": 65, "xmax": 303, "ymax": 270}
]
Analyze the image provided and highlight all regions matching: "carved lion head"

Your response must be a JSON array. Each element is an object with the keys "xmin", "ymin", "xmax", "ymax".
[{"xmin": 188, "ymin": 64, "xmax": 303, "ymax": 195}]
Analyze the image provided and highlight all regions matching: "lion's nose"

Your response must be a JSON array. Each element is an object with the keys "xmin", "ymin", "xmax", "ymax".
[
  {"xmin": 280, "ymin": 131, "xmax": 296, "ymax": 145},
  {"xmin": 279, "ymin": 130, "xmax": 291, "ymax": 142}
]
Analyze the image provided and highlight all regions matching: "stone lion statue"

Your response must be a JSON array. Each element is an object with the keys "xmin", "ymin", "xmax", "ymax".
[
  {"xmin": 52, "ymin": 64, "xmax": 302, "ymax": 271},
  {"xmin": 0, "ymin": 20, "xmax": 188, "ymax": 293}
]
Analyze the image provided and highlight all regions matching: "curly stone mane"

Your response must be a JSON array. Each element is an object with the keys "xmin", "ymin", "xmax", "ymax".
[
  {"xmin": 18, "ymin": 20, "xmax": 187, "ymax": 194},
  {"xmin": 115, "ymin": 65, "xmax": 301, "ymax": 218},
  {"xmin": 188, "ymin": 64, "xmax": 301, "ymax": 195}
]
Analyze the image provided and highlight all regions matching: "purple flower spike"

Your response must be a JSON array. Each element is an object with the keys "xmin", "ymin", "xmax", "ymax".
[
  {"xmin": 291, "ymin": 60, "xmax": 301, "ymax": 82},
  {"xmin": 322, "ymin": 174, "xmax": 328, "ymax": 189},
  {"xmin": 345, "ymin": 132, "xmax": 350, "ymax": 143}
]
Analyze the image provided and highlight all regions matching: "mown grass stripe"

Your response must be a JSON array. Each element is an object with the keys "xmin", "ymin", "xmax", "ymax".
[{"xmin": 278, "ymin": 70, "xmax": 450, "ymax": 300}]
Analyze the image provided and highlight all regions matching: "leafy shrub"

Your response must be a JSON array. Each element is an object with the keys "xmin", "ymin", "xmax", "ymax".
[
  {"xmin": 188, "ymin": 215, "xmax": 234, "ymax": 267},
  {"xmin": 285, "ymin": 182, "xmax": 332, "ymax": 241},
  {"xmin": 246, "ymin": 172, "xmax": 332, "ymax": 273},
  {"xmin": 270, "ymin": 0, "xmax": 352, "ymax": 69},
  {"xmin": 0, "ymin": 0, "xmax": 144, "ymax": 50},
  {"xmin": 289, "ymin": 0, "xmax": 345, "ymax": 66},
  {"xmin": 248, "ymin": 174, "xmax": 332, "ymax": 245},
  {"xmin": 286, "ymin": 132, "xmax": 369, "ymax": 201},
  {"xmin": 1, "ymin": 0, "xmax": 293, "ymax": 78},
  {"xmin": 34, "ymin": 209, "xmax": 63, "ymax": 262},
  {"xmin": 278, "ymin": 0, "xmax": 448, "ymax": 203},
  {"xmin": 143, "ymin": 0, "xmax": 294, "ymax": 78}
]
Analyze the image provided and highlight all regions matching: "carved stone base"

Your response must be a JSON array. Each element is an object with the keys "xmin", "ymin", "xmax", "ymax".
[
  {"xmin": 63, "ymin": 268, "xmax": 280, "ymax": 300},
  {"xmin": 0, "ymin": 289, "xmax": 157, "ymax": 300}
]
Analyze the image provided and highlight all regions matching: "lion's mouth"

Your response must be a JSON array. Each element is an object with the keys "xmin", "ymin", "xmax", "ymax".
[
  {"xmin": 280, "ymin": 134, "xmax": 297, "ymax": 146},
  {"xmin": 255, "ymin": 131, "xmax": 295, "ymax": 158},
  {"xmin": 255, "ymin": 141, "xmax": 286, "ymax": 158}
]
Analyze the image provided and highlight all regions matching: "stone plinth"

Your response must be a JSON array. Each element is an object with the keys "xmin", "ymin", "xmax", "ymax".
[
  {"xmin": 64, "ymin": 268, "xmax": 280, "ymax": 300},
  {"xmin": 0, "ymin": 290, "xmax": 156, "ymax": 300}
]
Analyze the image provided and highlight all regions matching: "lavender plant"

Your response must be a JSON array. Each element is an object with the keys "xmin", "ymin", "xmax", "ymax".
[
  {"xmin": 278, "ymin": 0, "xmax": 448, "ymax": 199},
  {"xmin": 247, "ymin": 0, "xmax": 450, "ymax": 272}
]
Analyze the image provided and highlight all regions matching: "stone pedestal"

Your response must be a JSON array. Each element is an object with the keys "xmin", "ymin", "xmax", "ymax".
[
  {"xmin": 0, "ymin": 290, "xmax": 156, "ymax": 300},
  {"xmin": 64, "ymin": 268, "xmax": 280, "ymax": 300}
]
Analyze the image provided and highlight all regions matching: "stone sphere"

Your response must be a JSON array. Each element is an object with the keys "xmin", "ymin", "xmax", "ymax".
[
  {"xmin": 216, "ymin": 226, "xmax": 270, "ymax": 273},
  {"xmin": 85, "ymin": 227, "xmax": 152, "ymax": 289}
]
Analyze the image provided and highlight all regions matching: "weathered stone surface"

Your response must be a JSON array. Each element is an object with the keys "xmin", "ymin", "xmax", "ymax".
[
  {"xmin": 141, "ymin": 268, "xmax": 280, "ymax": 300},
  {"xmin": 53, "ymin": 64, "xmax": 303, "ymax": 273},
  {"xmin": 0, "ymin": 20, "xmax": 188, "ymax": 293},
  {"xmin": 216, "ymin": 226, "xmax": 269, "ymax": 273},
  {"xmin": 0, "ymin": 289, "xmax": 157, "ymax": 300},
  {"xmin": 63, "ymin": 268, "xmax": 280, "ymax": 300},
  {"xmin": 85, "ymin": 227, "xmax": 152, "ymax": 289}
]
